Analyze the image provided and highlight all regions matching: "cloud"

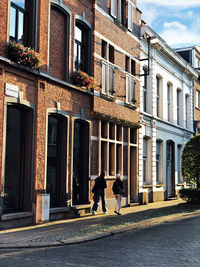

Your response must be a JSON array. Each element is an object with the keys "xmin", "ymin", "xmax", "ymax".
[
  {"xmin": 160, "ymin": 21, "xmax": 200, "ymax": 47},
  {"xmin": 163, "ymin": 21, "xmax": 187, "ymax": 31},
  {"xmin": 137, "ymin": 0, "xmax": 200, "ymax": 8}
]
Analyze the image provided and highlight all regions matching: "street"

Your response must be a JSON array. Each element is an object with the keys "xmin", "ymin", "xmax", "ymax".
[{"xmin": 1, "ymin": 215, "xmax": 200, "ymax": 267}]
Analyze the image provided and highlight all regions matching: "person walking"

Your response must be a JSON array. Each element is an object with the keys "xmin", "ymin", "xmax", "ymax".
[
  {"xmin": 91, "ymin": 171, "xmax": 107, "ymax": 215},
  {"xmin": 112, "ymin": 173, "xmax": 124, "ymax": 215}
]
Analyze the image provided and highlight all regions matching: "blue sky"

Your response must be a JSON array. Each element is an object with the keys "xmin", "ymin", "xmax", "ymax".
[{"xmin": 137, "ymin": 0, "xmax": 200, "ymax": 48}]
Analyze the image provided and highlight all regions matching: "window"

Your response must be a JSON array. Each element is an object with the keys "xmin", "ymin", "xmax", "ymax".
[
  {"xmin": 100, "ymin": 121, "xmax": 125, "ymax": 176},
  {"xmin": 156, "ymin": 141, "xmax": 161, "ymax": 184},
  {"xmin": 128, "ymin": 1, "xmax": 133, "ymax": 31},
  {"xmin": 177, "ymin": 145, "xmax": 182, "ymax": 183},
  {"xmin": 102, "ymin": 40, "xmax": 107, "ymax": 59},
  {"xmin": 196, "ymin": 90, "xmax": 200, "ymax": 109},
  {"xmin": 143, "ymin": 68, "xmax": 148, "ymax": 112},
  {"xmin": 156, "ymin": 76, "xmax": 160, "ymax": 117},
  {"xmin": 167, "ymin": 83, "xmax": 172, "ymax": 122},
  {"xmin": 110, "ymin": 0, "xmax": 123, "ymax": 23},
  {"xmin": 9, "ymin": 0, "xmax": 36, "ymax": 47},
  {"xmin": 75, "ymin": 21, "xmax": 90, "ymax": 73},
  {"xmin": 185, "ymin": 94, "xmax": 189, "ymax": 128},
  {"xmin": 143, "ymin": 138, "xmax": 148, "ymax": 183},
  {"xmin": 126, "ymin": 75, "xmax": 135, "ymax": 104},
  {"xmin": 126, "ymin": 56, "xmax": 135, "ymax": 104},
  {"xmin": 177, "ymin": 89, "xmax": 181, "ymax": 125},
  {"xmin": 102, "ymin": 43, "xmax": 115, "ymax": 95},
  {"xmin": 196, "ymin": 57, "xmax": 200, "ymax": 68}
]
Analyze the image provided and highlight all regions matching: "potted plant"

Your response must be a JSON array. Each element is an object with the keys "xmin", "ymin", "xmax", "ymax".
[
  {"xmin": 7, "ymin": 41, "xmax": 42, "ymax": 69},
  {"xmin": 71, "ymin": 70, "xmax": 96, "ymax": 90}
]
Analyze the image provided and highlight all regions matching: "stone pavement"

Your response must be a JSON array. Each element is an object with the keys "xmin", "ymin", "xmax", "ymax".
[{"xmin": 0, "ymin": 199, "xmax": 200, "ymax": 249}]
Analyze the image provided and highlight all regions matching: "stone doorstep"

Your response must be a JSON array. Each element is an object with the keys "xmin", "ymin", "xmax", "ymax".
[{"xmin": 1, "ymin": 212, "xmax": 33, "ymax": 221}]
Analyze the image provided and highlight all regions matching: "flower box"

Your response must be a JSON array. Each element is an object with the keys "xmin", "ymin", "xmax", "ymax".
[
  {"xmin": 71, "ymin": 70, "xmax": 96, "ymax": 90},
  {"xmin": 7, "ymin": 41, "xmax": 42, "ymax": 69}
]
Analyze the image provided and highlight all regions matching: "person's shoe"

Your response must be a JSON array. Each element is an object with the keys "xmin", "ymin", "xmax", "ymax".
[
  {"xmin": 92, "ymin": 210, "xmax": 96, "ymax": 215},
  {"xmin": 114, "ymin": 210, "xmax": 118, "ymax": 215},
  {"xmin": 117, "ymin": 212, "xmax": 122, "ymax": 215},
  {"xmin": 104, "ymin": 211, "xmax": 107, "ymax": 214}
]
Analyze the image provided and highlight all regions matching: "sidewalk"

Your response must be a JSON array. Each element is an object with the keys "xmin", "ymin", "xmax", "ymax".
[{"xmin": 0, "ymin": 199, "xmax": 200, "ymax": 249}]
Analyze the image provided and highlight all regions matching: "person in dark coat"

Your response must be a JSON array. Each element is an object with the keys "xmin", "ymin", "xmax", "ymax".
[
  {"xmin": 112, "ymin": 173, "xmax": 124, "ymax": 215},
  {"xmin": 91, "ymin": 172, "xmax": 107, "ymax": 215}
]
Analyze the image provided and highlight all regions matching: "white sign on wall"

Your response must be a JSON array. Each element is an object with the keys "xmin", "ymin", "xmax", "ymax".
[{"xmin": 5, "ymin": 83, "xmax": 19, "ymax": 98}]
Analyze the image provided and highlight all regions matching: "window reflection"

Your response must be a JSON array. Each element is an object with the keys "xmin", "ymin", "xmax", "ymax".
[{"xmin": 12, "ymin": 0, "xmax": 25, "ymax": 8}]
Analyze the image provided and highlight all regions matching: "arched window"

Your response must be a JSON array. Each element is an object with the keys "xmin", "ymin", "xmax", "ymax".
[
  {"xmin": 75, "ymin": 21, "xmax": 91, "ymax": 73},
  {"xmin": 9, "ymin": 0, "xmax": 36, "ymax": 47}
]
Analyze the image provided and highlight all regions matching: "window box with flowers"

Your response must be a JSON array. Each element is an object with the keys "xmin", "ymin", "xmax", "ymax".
[
  {"xmin": 7, "ymin": 41, "xmax": 42, "ymax": 69},
  {"xmin": 71, "ymin": 70, "xmax": 96, "ymax": 90}
]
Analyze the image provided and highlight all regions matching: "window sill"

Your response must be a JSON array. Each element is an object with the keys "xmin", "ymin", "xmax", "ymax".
[
  {"xmin": 124, "ymin": 102, "xmax": 137, "ymax": 109},
  {"xmin": 100, "ymin": 92, "xmax": 115, "ymax": 102},
  {"xmin": 114, "ymin": 19, "xmax": 128, "ymax": 32},
  {"xmin": 177, "ymin": 183, "xmax": 184, "ymax": 186},
  {"xmin": 156, "ymin": 184, "xmax": 164, "ymax": 188},
  {"xmin": 142, "ymin": 184, "xmax": 153, "ymax": 188}
]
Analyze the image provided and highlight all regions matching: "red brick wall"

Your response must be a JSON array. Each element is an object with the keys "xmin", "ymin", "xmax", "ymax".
[
  {"xmin": 0, "ymin": 1, "xmax": 8, "ymax": 57},
  {"xmin": 49, "ymin": 6, "xmax": 66, "ymax": 80}
]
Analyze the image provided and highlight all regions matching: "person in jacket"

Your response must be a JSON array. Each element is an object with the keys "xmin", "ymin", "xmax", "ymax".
[
  {"xmin": 91, "ymin": 171, "xmax": 107, "ymax": 215},
  {"xmin": 112, "ymin": 173, "xmax": 124, "ymax": 215}
]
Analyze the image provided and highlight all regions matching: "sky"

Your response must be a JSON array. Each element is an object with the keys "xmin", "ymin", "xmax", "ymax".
[{"xmin": 137, "ymin": 0, "xmax": 200, "ymax": 49}]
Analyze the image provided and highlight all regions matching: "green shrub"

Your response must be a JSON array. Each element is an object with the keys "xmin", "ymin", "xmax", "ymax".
[
  {"xmin": 181, "ymin": 134, "xmax": 200, "ymax": 189},
  {"xmin": 179, "ymin": 188, "xmax": 200, "ymax": 204}
]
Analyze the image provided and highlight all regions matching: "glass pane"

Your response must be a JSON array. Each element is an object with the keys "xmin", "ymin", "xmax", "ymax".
[
  {"xmin": 17, "ymin": 11, "xmax": 24, "ymax": 43},
  {"xmin": 131, "ymin": 78, "xmax": 135, "ymax": 102},
  {"xmin": 10, "ymin": 7, "xmax": 16, "ymax": 41},
  {"xmin": 12, "ymin": 0, "xmax": 25, "ymax": 8},
  {"xmin": 75, "ymin": 25, "xmax": 82, "ymax": 42}
]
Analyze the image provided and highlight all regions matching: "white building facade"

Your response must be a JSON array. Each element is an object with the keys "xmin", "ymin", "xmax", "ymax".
[{"xmin": 139, "ymin": 27, "xmax": 198, "ymax": 203}]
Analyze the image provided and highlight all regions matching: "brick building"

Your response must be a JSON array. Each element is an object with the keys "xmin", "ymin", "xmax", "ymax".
[{"xmin": 0, "ymin": 0, "xmax": 142, "ymax": 228}]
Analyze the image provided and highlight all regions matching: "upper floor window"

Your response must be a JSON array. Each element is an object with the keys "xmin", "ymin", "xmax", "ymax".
[
  {"xmin": 143, "ymin": 68, "xmax": 148, "ymax": 112},
  {"xmin": 185, "ymin": 94, "xmax": 189, "ymax": 128},
  {"xmin": 167, "ymin": 83, "xmax": 173, "ymax": 122},
  {"xmin": 128, "ymin": 1, "xmax": 134, "ymax": 31},
  {"xmin": 196, "ymin": 90, "xmax": 200, "ymax": 109},
  {"xmin": 75, "ymin": 21, "xmax": 90, "ymax": 73},
  {"xmin": 110, "ymin": 0, "xmax": 123, "ymax": 23},
  {"xmin": 196, "ymin": 56, "xmax": 200, "ymax": 68},
  {"xmin": 10, "ymin": 0, "xmax": 36, "ymax": 47},
  {"xmin": 102, "ymin": 42, "xmax": 115, "ymax": 95},
  {"xmin": 156, "ymin": 76, "xmax": 160, "ymax": 117},
  {"xmin": 177, "ymin": 89, "xmax": 181, "ymax": 125},
  {"xmin": 125, "ymin": 55, "xmax": 135, "ymax": 104}
]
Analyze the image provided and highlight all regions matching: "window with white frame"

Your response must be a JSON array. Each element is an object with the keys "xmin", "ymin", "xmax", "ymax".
[
  {"xmin": 196, "ymin": 90, "xmax": 200, "ymax": 109},
  {"xmin": 156, "ymin": 140, "xmax": 162, "ymax": 184},
  {"xmin": 177, "ymin": 89, "xmax": 181, "ymax": 125},
  {"xmin": 101, "ymin": 42, "xmax": 115, "ymax": 95},
  {"xmin": 196, "ymin": 56, "xmax": 200, "ymax": 68},
  {"xmin": 125, "ymin": 55, "xmax": 135, "ymax": 104},
  {"xmin": 185, "ymin": 94, "xmax": 189, "ymax": 128},
  {"xmin": 177, "ymin": 145, "xmax": 182, "ymax": 183},
  {"xmin": 156, "ymin": 76, "xmax": 160, "ymax": 117},
  {"xmin": 128, "ymin": 1, "xmax": 133, "ymax": 31},
  {"xmin": 167, "ymin": 83, "xmax": 172, "ymax": 122},
  {"xmin": 143, "ymin": 138, "xmax": 148, "ymax": 183},
  {"xmin": 110, "ymin": 0, "xmax": 122, "ymax": 23},
  {"xmin": 143, "ymin": 68, "xmax": 148, "ymax": 112}
]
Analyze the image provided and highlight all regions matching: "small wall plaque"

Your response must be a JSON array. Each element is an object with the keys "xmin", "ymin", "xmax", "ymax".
[{"xmin": 5, "ymin": 83, "xmax": 19, "ymax": 98}]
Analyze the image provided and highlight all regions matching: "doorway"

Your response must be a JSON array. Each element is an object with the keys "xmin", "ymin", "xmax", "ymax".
[
  {"xmin": 4, "ymin": 105, "xmax": 33, "ymax": 214},
  {"xmin": 73, "ymin": 120, "xmax": 89, "ymax": 205},
  {"xmin": 166, "ymin": 141, "xmax": 175, "ymax": 197}
]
